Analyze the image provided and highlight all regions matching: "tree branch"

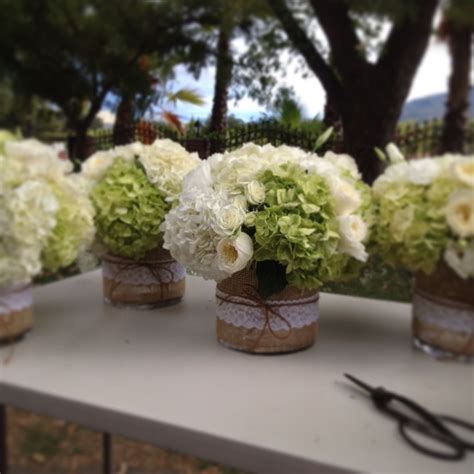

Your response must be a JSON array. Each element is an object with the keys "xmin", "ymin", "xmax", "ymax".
[
  {"xmin": 309, "ymin": 0, "xmax": 369, "ymax": 81},
  {"xmin": 267, "ymin": 0, "xmax": 344, "ymax": 113}
]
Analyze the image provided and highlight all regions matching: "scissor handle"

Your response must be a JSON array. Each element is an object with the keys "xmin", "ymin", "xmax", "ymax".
[
  {"xmin": 399, "ymin": 418, "xmax": 465, "ymax": 461},
  {"xmin": 371, "ymin": 388, "xmax": 453, "ymax": 437},
  {"xmin": 437, "ymin": 415, "xmax": 474, "ymax": 450}
]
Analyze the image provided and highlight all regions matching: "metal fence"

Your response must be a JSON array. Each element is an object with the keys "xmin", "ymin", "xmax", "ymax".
[{"xmin": 68, "ymin": 119, "xmax": 474, "ymax": 160}]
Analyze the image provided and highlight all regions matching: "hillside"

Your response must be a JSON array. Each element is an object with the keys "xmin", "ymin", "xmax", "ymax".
[{"xmin": 401, "ymin": 88, "xmax": 474, "ymax": 122}]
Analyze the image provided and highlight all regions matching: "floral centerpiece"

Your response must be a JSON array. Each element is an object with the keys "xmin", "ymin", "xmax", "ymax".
[
  {"xmin": 0, "ymin": 138, "xmax": 94, "ymax": 342},
  {"xmin": 164, "ymin": 143, "xmax": 372, "ymax": 353},
  {"xmin": 80, "ymin": 139, "xmax": 200, "ymax": 308},
  {"xmin": 373, "ymin": 145, "xmax": 474, "ymax": 359}
]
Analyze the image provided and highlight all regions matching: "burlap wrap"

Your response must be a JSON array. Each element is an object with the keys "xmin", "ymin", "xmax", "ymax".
[
  {"xmin": 216, "ymin": 268, "xmax": 318, "ymax": 354},
  {"xmin": 413, "ymin": 261, "xmax": 474, "ymax": 357},
  {"xmin": 102, "ymin": 246, "xmax": 185, "ymax": 308},
  {"xmin": 0, "ymin": 285, "xmax": 34, "ymax": 344}
]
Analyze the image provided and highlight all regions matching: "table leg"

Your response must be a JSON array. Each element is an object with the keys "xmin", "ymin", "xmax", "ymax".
[
  {"xmin": 0, "ymin": 404, "xmax": 7, "ymax": 474},
  {"xmin": 102, "ymin": 432, "xmax": 113, "ymax": 474}
]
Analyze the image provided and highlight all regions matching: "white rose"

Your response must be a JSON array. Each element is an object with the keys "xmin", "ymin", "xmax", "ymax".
[
  {"xmin": 446, "ymin": 189, "xmax": 474, "ymax": 237},
  {"xmin": 385, "ymin": 143, "xmax": 405, "ymax": 163},
  {"xmin": 212, "ymin": 205, "xmax": 245, "ymax": 236},
  {"xmin": 330, "ymin": 178, "xmax": 362, "ymax": 216},
  {"xmin": 444, "ymin": 241, "xmax": 474, "ymax": 279},
  {"xmin": 233, "ymin": 195, "xmax": 248, "ymax": 211},
  {"xmin": 407, "ymin": 158, "xmax": 440, "ymax": 185},
  {"xmin": 337, "ymin": 215, "xmax": 368, "ymax": 262},
  {"xmin": 216, "ymin": 232, "xmax": 254, "ymax": 275},
  {"xmin": 450, "ymin": 157, "xmax": 474, "ymax": 187},
  {"xmin": 245, "ymin": 180, "xmax": 265, "ymax": 205}
]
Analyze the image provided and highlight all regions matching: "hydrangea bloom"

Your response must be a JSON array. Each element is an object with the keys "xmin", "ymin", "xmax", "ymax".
[
  {"xmin": 373, "ymin": 146, "xmax": 474, "ymax": 278},
  {"xmin": 82, "ymin": 139, "xmax": 200, "ymax": 260},
  {"xmin": 91, "ymin": 158, "xmax": 169, "ymax": 259},
  {"xmin": 164, "ymin": 143, "xmax": 372, "ymax": 290},
  {"xmin": 0, "ymin": 139, "xmax": 94, "ymax": 286}
]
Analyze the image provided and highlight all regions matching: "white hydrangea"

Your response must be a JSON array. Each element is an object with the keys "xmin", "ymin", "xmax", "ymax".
[
  {"xmin": 138, "ymin": 139, "xmax": 200, "ymax": 202},
  {"xmin": 0, "ymin": 179, "xmax": 59, "ymax": 286},
  {"xmin": 81, "ymin": 139, "xmax": 199, "ymax": 203},
  {"xmin": 5, "ymin": 139, "xmax": 73, "ymax": 179},
  {"xmin": 373, "ymin": 154, "xmax": 473, "ymax": 196},
  {"xmin": 163, "ymin": 188, "xmax": 243, "ymax": 281},
  {"xmin": 1, "ymin": 138, "xmax": 94, "ymax": 287}
]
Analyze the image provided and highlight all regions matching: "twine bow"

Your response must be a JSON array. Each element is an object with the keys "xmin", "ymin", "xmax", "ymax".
[
  {"xmin": 106, "ymin": 255, "xmax": 177, "ymax": 299},
  {"xmin": 217, "ymin": 283, "xmax": 319, "ymax": 351}
]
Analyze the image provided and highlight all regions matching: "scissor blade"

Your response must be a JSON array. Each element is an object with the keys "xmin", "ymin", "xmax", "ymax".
[{"xmin": 344, "ymin": 373, "xmax": 375, "ymax": 393}]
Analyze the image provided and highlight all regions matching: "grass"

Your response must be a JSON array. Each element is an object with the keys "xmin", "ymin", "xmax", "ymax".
[{"xmin": 9, "ymin": 408, "xmax": 244, "ymax": 474}]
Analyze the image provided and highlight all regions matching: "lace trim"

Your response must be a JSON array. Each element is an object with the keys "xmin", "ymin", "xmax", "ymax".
[
  {"xmin": 102, "ymin": 260, "xmax": 186, "ymax": 285},
  {"xmin": 216, "ymin": 288, "xmax": 319, "ymax": 330},
  {"xmin": 413, "ymin": 293, "xmax": 474, "ymax": 333},
  {"xmin": 0, "ymin": 285, "xmax": 33, "ymax": 315}
]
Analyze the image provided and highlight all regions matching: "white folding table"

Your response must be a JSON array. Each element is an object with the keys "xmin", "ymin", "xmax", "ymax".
[{"xmin": 0, "ymin": 271, "xmax": 472, "ymax": 473}]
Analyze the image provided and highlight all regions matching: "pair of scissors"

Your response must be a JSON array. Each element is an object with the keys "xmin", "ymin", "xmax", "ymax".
[{"xmin": 344, "ymin": 374, "xmax": 474, "ymax": 461}]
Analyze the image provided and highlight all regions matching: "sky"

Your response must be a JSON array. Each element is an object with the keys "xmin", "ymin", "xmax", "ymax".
[{"xmin": 98, "ymin": 26, "xmax": 453, "ymax": 126}]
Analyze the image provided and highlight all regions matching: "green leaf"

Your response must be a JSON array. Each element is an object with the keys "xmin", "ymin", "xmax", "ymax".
[
  {"xmin": 167, "ymin": 88, "xmax": 205, "ymax": 106},
  {"xmin": 256, "ymin": 260, "xmax": 288, "ymax": 299},
  {"xmin": 374, "ymin": 147, "xmax": 387, "ymax": 162},
  {"xmin": 314, "ymin": 126, "xmax": 333, "ymax": 151}
]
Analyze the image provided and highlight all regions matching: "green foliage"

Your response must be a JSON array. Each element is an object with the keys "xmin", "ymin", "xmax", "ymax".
[
  {"xmin": 91, "ymin": 158, "xmax": 169, "ymax": 259},
  {"xmin": 167, "ymin": 88, "xmax": 206, "ymax": 106}
]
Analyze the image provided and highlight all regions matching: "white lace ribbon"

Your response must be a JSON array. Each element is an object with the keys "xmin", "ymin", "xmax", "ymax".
[
  {"xmin": 0, "ymin": 285, "xmax": 33, "ymax": 316},
  {"xmin": 102, "ymin": 259, "xmax": 186, "ymax": 285},
  {"xmin": 216, "ymin": 289, "xmax": 319, "ymax": 330},
  {"xmin": 413, "ymin": 292, "xmax": 474, "ymax": 334}
]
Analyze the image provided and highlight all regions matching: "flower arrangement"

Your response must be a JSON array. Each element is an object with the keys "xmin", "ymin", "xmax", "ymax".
[
  {"xmin": 80, "ymin": 139, "xmax": 200, "ymax": 307},
  {"xmin": 0, "ymin": 137, "xmax": 94, "ymax": 341},
  {"xmin": 81, "ymin": 139, "xmax": 200, "ymax": 259},
  {"xmin": 0, "ymin": 138, "xmax": 94, "ymax": 287},
  {"xmin": 373, "ymin": 146, "xmax": 474, "ymax": 279},
  {"xmin": 164, "ymin": 143, "xmax": 372, "ymax": 298},
  {"xmin": 373, "ymin": 145, "xmax": 474, "ymax": 359}
]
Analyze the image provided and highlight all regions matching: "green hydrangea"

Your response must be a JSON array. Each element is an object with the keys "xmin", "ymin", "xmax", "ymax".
[
  {"xmin": 42, "ymin": 181, "xmax": 95, "ymax": 272},
  {"xmin": 373, "ymin": 180, "xmax": 452, "ymax": 274},
  {"xmin": 253, "ymin": 163, "xmax": 352, "ymax": 290},
  {"xmin": 91, "ymin": 157, "xmax": 169, "ymax": 259}
]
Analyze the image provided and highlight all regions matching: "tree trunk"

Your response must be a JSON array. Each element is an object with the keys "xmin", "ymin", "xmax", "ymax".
[
  {"xmin": 72, "ymin": 124, "xmax": 93, "ymax": 166},
  {"xmin": 113, "ymin": 93, "xmax": 134, "ymax": 145},
  {"xmin": 210, "ymin": 28, "xmax": 232, "ymax": 134},
  {"xmin": 441, "ymin": 24, "xmax": 472, "ymax": 153},
  {"xmin": 269, "ymin": 0, "xmax": 438, "ymax": 183},
  {"xmin": 323, "ymin": 93, "xmax": 341, "ymax": 130},
  {"xmin": 341, "ymin": 95, "xmax": 398, "ymax": 183}
]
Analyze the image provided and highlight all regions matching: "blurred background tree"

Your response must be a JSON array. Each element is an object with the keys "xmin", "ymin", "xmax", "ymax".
[
  {"xmin": 0, "ymin": 0, "xmax": 209, "ymax": 158},
  {"xmin": 438, "ymin": 0, "xmax": 473, "ymax": 153},
  {"xmin": 267, "ymin": 0, "xmax": 439, "ymax": 182}
]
